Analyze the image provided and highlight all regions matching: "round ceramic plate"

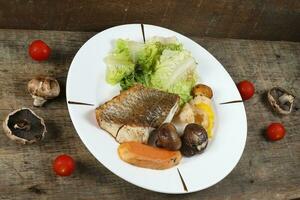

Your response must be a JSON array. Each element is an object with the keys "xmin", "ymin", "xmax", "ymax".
[{"xmin": 66, "ymin": 24, "xmax": 247, "ymax": 194}]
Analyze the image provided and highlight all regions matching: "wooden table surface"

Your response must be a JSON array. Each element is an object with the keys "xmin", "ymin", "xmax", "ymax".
[{"xmin": 0, "ymin": 29, "xmax": 299, "ymax": 200}]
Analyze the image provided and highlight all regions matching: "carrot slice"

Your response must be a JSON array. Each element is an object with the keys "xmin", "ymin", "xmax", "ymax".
[{"xmin": 118, "ymin": 142, "xmax": 182, "ymax": 170}]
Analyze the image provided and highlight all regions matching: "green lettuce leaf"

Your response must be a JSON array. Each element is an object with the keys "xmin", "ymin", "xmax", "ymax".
[
  {"xmin": 105, "ymin": 39, "xmax": 143, "ymax": 85},
  {"xmin": 150, "ymin": 49, "xmax": 198, "ymax": 105},
  {"xmin": 118, "ymin": 37, "xmax": 183, "ymax": 90},
  {"xmin": 105, "ymin": 37, "xmax": 198, "ymax": 104},
  {"xmin": 137, "ymin": 37, "xmax": 183, "ymax": 72}
]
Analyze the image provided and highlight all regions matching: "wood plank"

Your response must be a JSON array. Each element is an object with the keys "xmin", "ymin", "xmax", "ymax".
[
  {"xmin": 0, "ymin": 29, "xmax": 299, "ymax": 199},
  {"xmin": 0, "ymin": 0, "xmax": 299, "ymax": 41}
]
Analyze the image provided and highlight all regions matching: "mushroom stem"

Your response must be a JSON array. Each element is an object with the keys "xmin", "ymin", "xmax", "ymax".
[
  {"xmin": 33, "ymin": 97, "xmax": 47, "ymax": 107},
  {"xmin": 267, "ymin": 87, "xmax": 295, "ymax": 115},
  {"xmin": 278, "ymin": 94, "xmax": 294, "ymax": 104}
]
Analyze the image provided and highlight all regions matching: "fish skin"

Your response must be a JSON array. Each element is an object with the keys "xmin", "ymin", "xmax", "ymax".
[{"xmin": 95, "ymin": 84, "xmax": 179, "ymax": 143}]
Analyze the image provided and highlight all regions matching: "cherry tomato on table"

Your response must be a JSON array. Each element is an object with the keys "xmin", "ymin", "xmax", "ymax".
[
  {"xmin": 266, "ymin": 123, "xmax": 286, "ymax": 141},
  {"xmin": 53, "ymin": 154, "xmax": 75, "ymax": 176},
  {"xmin": 28, "ymin": 40, "xmax": 51, "ymax": 61},
  {"xmin": 237, "ymin": 80, "xmax": 255, "ymax": 100}
]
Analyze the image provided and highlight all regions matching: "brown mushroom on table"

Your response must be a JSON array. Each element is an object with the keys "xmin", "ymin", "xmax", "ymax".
[
  {"xmin": 268, "ymin": 87, "xmax": 295, "ymax": 115},
  {"xmin": 28, "ymin": 76, "xmax": 60, "ymax": 107},
  {"xmin": 2, "ymin": 108, "xmax": 46, "ymax": 144},
  {"xmin": 180, "ymin": 123, "xmax": 208, "ymax": 157},
  {"xmin": 148, "ymin": 123, "xmax": 182, "ymax": 151}
]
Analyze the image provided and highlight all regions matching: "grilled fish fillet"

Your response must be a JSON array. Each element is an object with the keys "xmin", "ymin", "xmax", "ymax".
[{"xmin": 95, "ymin": 84, "xmax": 180, "ymax": 143}]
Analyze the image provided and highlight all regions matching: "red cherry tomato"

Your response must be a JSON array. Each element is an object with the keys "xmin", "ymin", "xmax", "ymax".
[
  {"xmin": 53, "ymin": 154, "xmax": 75, "ymax": 176},
  {"xmin": 28, "ymin": 40, "xmax": 51, "ymax": 61},
  {"xmin": 266, "ymin": 123, "xmax": 285, "ymax": 141},
  {"xmin": 237, "ymin": 80, "xmax": 255, "ymax": 100}
]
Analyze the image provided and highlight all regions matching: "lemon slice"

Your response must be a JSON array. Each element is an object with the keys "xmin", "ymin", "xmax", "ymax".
[{"xmin": 195, "ymin": 102, "xmax": 214, "ymax": 138}]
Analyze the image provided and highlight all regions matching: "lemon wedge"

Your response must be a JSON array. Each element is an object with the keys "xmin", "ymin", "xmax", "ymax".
[{"xmin": 195, "ymin": 102, "xmax": 214, "ymax": 138}]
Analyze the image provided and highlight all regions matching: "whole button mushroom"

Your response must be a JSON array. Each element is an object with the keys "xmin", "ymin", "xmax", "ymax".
[
  {"xmin": 148, "ymin": 123, "xmax": 182, "ymax": 151},
  {"xmin": 181, "ymin": 123, "xmax": 208, "ymax": 157},
  {"xmin": 28, "ymin": 76, "xmax": 60, "ymax": 107},
  {"xmin": 268, "ymin": 87, "xmax": 295, "ymax": 115},
  {"xmin": 2, "ymin": 108, "xmax": 46, "ymax": 144}
]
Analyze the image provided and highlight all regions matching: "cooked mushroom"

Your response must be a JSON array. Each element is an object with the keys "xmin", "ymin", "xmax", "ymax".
[
  {"xmin": 148, "ymin": 129, "xmax": 159, "ymax": 147},
  {"xmin": 192, "ymin": 84, "xmax": 213, "ymax": 99},
  {"xmin": 157, "ymin": 123, "xmax": 182, "ymax": 150},
  {"xmin": 268, "ymin": 87, "xmax": 295, "ymax": 115},
  {"xmin": 3, "ymin": 108, "xmax": 46, "ymax": 144},
  {"xmin": 181, "ymin": 123, "xmax": 208, "ymax": 157},
  {"xmin": 28, "ymin": 76, "xmax": 60, "ymax": 106},
  {"xmin": 148, "ymin": 123, "xmax": 181, "ymax": 151}
]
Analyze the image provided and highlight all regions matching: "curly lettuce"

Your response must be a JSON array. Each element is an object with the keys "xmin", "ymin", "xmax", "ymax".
[
  {"xmin": 150, "ymin": 50, "xmax": 198, "ymax": 104},
  {"xmin": 105, "ymin": 37, "xmax": 198, "ymax": 105},
  {"xmin": 105, "ymin": 39, "xmax": 143, "ymax": 84}
]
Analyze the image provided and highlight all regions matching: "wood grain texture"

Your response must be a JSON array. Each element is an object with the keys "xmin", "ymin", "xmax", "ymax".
[
  {"xmin": 0, "ymin": 29, "xmax": 299, "ymax": 199},
  {"xmin": 0, "ymin": 0, "xmax": 300, "ymax": 41}
]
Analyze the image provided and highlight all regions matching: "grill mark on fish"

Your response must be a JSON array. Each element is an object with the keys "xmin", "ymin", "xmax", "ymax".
[{"xmin": 115, "ymin": 124, "xmax": 125, "ymax": 142}]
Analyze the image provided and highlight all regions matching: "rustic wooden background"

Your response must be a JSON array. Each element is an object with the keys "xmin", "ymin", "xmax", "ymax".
[
  {"xmin": 0, "ymin": 0, "xmax": 299, "ymax": 41},
  {"xmin": 0, "ymin": 29, "xmax": 299, "ymax": 199}
]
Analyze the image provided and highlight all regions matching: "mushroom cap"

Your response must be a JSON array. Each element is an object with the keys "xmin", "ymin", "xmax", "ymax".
[
  {"xmin": 3, "ymin": 108, "xmax": 46, "ymax": 144},
  {"xmin": 268, "ymin": 87, "xmax": 295, "ymax": 115},
  {"xmin": 191, "ymin": 84, "xmax": 213, "ymax": 99},
  {"xmin": 156, "ymin": 123, "xmax": 182, "ymax": 151},
  {"xmin": 27, "ymin": 76, "xmax": 60, "ymax": 106},
  {"xmin": 181, "ymin": 123, "xmax": 208, "ymax": 157},
  {"xmin": 148, "ymin": 123, "xmax": 182, "ymax": 151}
]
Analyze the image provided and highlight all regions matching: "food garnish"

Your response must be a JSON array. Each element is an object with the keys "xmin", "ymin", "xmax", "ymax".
[
  {"xmin": 266, "ymin": 123, "xmax": 286, "ymax": 141},
  {"xmin": 53, "ymin": 154, "xmax": 76, "ymax": 176},
  {"xmin": 28, "ymin": 40, "xmax": 51, "ymax": 61},
  {"xmin": 118, "ymin": 142, "xmax": 182, "ymax": 170},
  {"xmin": 28, "ymin": 76, "xmax": 60, "ymax": 107},
  {"xmin": 267, "ymin": 87, "xmax": 295, "ymax": 115},
  {"xmin": 237, "ymin": 80, "xmax": 255, "ymax": 100},
  {"xmin": 180, "ymin": 124, "xmax": 208, "ymax": 157},
  {"xmin": 2, "ymin": 108, "xmax": 46, "ymax": 144},
  {"xmin": 192, "ymin": 96, "xmax": 215, "ymax": 138}
]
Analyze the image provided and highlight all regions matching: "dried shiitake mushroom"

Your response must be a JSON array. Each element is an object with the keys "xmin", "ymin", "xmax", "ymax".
[
  {"xmin": 28, "ymin": 76, "xmax": 60, "ymax": 106},
  {"xmin": 180, "ymin": 123, "xmax": 208, "ymax": 157},
  {"xmin": 3, "ymin": 108, "xmax": 46, "ymax": 144},
  {"xmin": 268, "ymin": 87, "xmax": 295, "ymax": 115},
  {"xmin": 157, "ymin": 123, "xmax": 182, "ymax": 150},
  {"xmin": 148, "ymin": 123, "xmax": 182, "ymax": 151}
]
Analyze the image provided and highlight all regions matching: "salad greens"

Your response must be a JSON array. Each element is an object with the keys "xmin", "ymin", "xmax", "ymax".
[{"xmin": 105, "ymin": 36, "xmax": 198, "ymax": 105}]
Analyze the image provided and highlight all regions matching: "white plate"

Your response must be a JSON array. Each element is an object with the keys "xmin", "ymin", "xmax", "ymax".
[{"xmin": 66, "ymin": 24, "xmax": 247, "ymax": 194}]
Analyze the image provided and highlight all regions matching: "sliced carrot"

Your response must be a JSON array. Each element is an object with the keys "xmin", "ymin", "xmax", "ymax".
[{"xmin": 118, "ymin": 142, "xmax": 182, "ymax": 170}]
